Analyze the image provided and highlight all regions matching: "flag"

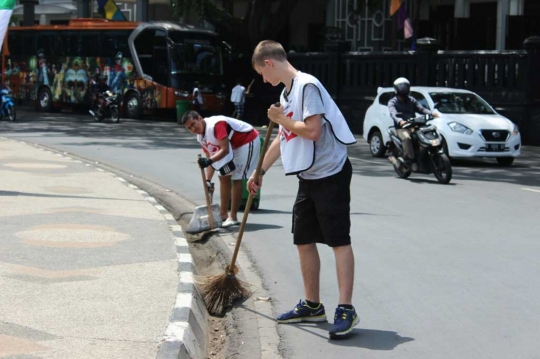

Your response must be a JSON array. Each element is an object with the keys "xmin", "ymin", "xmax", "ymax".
[
  {"xmin": 397, "ymin": 3, "xmax": 414, "ymax": 39},
  {"xmin": 390, "ymin": 0, "xmax": 402, "ymax": 16},
  {"xmin": 0, "ymin": 0, "xmax": 15, "ymax": 51},
  {"xmin": 97, "ymin": 0, "xmax": 127, "ymax": 21}
]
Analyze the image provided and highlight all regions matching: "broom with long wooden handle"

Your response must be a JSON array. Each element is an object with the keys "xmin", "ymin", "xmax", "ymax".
[{"xmin": 198, "ymin": 104, "xmax": 279, "ymax": 316}]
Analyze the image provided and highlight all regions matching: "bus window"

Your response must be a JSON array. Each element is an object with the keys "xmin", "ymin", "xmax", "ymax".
[
  {"xmin": 7, "ymin": 31, "xmax": 22, "ymax": 57},
  {"xmin": 134, "ymin": 28, "xmax": 156, "ymax": 77},
  {"xmin": 58, "ymin": 31, "xmax": 78, "ymax": 56},
  {"xmin": 102, "ymin": 30, "xmax": 130, "ymax": 59},
  {"xmin": 37, "ymin": 31, "xmax": 60, "ymax": 57},
  {"xmin": 78, "ymin": 31, "xmax": 101, "ymax": 57},
  {"xmin": 168, "ymin": 34, "xmax": 222, "ymax": 77},
  {"xmin": 153, "ymin": 30, "xmax": 169, "ymax": 86},
  {"xmin": 22, "ymin": 31, "xmax": 36, "ymax": 56}
]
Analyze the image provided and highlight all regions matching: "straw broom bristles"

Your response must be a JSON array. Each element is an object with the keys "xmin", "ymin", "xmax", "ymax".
[{"xmin": 197, "ymin": 267, "xmax": 251, "ymax": 316}]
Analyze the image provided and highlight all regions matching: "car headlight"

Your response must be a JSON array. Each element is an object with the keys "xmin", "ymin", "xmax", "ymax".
[
  {"xmin": 174, "ymin": 91, "xmax": 189, "ymax": 97},
  {"xmin": 448, "ymin": 122, "xmax": 473, "ymax": 135},
  {"xmin": 512, "ymin": 124, "xmax": 519, "ymax": 136}
]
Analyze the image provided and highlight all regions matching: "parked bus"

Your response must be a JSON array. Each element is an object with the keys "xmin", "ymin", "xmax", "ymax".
[{"xmin": 1, "ymin": 18, "xmax": 227, "ymax": 118}]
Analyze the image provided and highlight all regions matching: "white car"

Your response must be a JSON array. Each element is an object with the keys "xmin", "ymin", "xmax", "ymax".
[{"xmin": 362, "ymin": 87, "xmax": 521, "ymax": 166}]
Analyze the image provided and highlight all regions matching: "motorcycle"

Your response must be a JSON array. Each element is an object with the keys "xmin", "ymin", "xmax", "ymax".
[
  {"xmin": 387, "ymin": 114, "xmax": 452, "ymax": 184},
  {"xmin": 0, "ymin": 87, "xmax": 16, "ymax": 122},
  {"xmin": 89, "ymin": 90, "xmax": 120, "ymax": 123}
]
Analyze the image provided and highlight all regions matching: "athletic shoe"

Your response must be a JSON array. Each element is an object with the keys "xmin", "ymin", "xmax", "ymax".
[
  {"xmin": 329, "ymin": 306, "xmax": 360, "ymax": 339},
  {"xmin": 221, "ymin": 218, "xmax": 240, "ymax": 228},
  {"xmin": 276, "ymin": 300, "xmax": 327, "ymax": 323}
]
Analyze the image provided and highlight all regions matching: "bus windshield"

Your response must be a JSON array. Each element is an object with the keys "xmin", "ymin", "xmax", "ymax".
[{"xmin": 169, "ymin": 39, "xmax": 223, "ymax": 77}]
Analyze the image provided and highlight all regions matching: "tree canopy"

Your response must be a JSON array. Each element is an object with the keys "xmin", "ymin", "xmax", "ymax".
[{"xmin": 170, "ymin": 0, "xmax": 304, "ymax": 53}]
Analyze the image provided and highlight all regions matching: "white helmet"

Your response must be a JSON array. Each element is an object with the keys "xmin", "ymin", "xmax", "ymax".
[{"xmin": 393, "ymin": 77, "xmax": 410, "ymax": 96}]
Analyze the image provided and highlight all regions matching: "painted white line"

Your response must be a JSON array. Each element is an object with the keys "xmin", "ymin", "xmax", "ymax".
[
  {"xmin": 180, "ymin": 271, "xmax": 193, "ymax": 284},
  {"xmin": 147, "ymin": 197, "xmax": 158, "ymax": 203},
  {"xmin": 174, "ymin": 293, "xmax": 193, "ymax": 309},
  {"xmin": 116, "ymin": 177, "xmax": 127, "ymax": 182},
  {"xmin": 178, "ymin": 253, "xmax": 192, "ymax": 264},
  {"xmin": 175, "ymin": 237, "xmax": 188, "ymax": 247},
  {"xmin": 128, "ymin": 184, "xmax": 138, "ymax": 189},
  {"xmin": 154, "ymin": 204, "xmax": 166, "ymax": 211},
  {"xmin": 351, "ymin": 157, "xmax": 388, "ymax": 165},
  {"xmin": 170, "ymin": 224, "xmax": 183, "ymax": 232},
  {"xmin": 522, "ymin": 188, "xmax": 540, "ymax": 193},
  {"xmin": 163, "ymin": 321, "xmax": 189, "ymax": 341},
  {"xmin": 96, "ymin": 168, "xmax": 104, "ymax": 172},
  {"xmin": 136, "ymin": 190, "xmax": 148, "ymax": 196},
  {"xmin": 164, "ymin": 214, "xmax": 175, "ymax": 221}
]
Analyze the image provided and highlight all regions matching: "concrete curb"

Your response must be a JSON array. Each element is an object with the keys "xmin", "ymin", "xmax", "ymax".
[{"xmin": 14, "ymin": 139, "xmax": 208, "ymax": 359}]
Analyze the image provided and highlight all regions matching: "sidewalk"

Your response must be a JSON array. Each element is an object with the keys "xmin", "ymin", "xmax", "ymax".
[{"xmin": 0, "ymin": 138, "xmax": 201, "ymax": 359}]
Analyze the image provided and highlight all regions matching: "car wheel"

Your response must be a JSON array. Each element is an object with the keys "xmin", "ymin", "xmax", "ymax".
[
  {"xmin": 441, "ymin": 136, "xmax": 450, "ymax": 158},
  {"xmin": 369, "ymin": 130, "xmax": 386, "ymax": 157},
  {"xmin": 38, "ymin": 88, "xmax": 53, "ymax": 112},
  {"xmin": 496, "ymin": 157, "xmax": 514, "ymax": 166},
  {"xmin": 124, "ymin": 93, "xmax": 142, "ymax": 119}
]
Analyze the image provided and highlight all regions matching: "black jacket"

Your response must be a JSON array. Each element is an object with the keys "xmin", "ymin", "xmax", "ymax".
[{"xmin": 388, "ymin": 95, "xmax": 432, "ymax": 127}]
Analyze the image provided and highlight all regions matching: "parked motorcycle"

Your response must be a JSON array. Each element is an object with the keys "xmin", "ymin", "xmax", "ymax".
[
  {"xmin": 387, "ymin": 114, "xmax": 452, "ymax": 184},
  {"xmin": 89, "ymin": 91, "xmax": 120, "ymax": 123},
  {"xmin": 0, "ymin": 87, "xmax": 16, "ymax": 122}
]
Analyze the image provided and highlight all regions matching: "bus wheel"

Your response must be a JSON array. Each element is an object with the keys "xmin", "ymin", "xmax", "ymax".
[
  {"xmin": 125, "ymin": 93, "xmax": 142, "ymax": 119},
  {"xmin": 38, "ymin": 88, "xmax": 53, "ymax": 112}
]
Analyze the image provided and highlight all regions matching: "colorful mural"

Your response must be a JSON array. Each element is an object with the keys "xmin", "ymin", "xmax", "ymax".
[{"xmin": 3, "ymin": 51, "xmax": 163, "ymax": 110}]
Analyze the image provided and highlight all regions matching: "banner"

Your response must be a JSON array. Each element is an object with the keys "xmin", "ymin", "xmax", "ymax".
[
  {"xmin": 397, "ymin": 2, "xmax": 414, "ymax": 39},
  {"xmin": 97, "ymin": 0, "xmax": 127, "ymax": 21},
  {"xmin": 0, "ymin": 0, "xmax": 15, "ymax": 51},
  {"xmin": 390, "ymin": 0, "xmax": 402, "ymax": 16}
]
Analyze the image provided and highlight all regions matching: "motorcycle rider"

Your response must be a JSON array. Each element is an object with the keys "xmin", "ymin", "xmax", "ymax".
[
  {"xmin": 388, "ymin": 77, "xmax": 439, "ymax": 171},
  {"xmin": 89, "ymin": 74, "xmax": 109, "ymax": 117}
]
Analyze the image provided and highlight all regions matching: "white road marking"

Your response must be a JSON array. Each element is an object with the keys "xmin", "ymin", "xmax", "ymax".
[
  {"xmin": 522, "ymin": 188, "xmax": 540, "ymax": 193},
  {"xmin": 351, "ymin": 157, "xmax": 388, "ymax": 165}
]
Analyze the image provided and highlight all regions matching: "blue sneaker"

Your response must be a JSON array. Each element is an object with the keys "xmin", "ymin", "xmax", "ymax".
[
  {"xmin": 329, "ymin": 306, "xmax": 360, "ymax": 339},
  {"xmin": 276, "ymin": 300, "xmax": 327, "ymax": 323}
]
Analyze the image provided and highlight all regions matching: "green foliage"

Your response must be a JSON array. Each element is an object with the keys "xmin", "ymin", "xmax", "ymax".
[{"xmin": 171, "ymin": 0, "xmax": 205, "ymax": 18}]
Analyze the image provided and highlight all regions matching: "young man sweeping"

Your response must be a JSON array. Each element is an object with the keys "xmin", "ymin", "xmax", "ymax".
[
  {"xmin": 182, "ymin": 111, "xmax": 260, "ymax": 228},
  {"xmin": 247, "ymin": 40, "xmax": 359, "ymax": 339}
]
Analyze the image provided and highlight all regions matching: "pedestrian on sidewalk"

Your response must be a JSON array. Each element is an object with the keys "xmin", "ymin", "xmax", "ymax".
[
  {"xmin": 192, "ymin": 81, "xmax": 203, "ymax": 113},
  {"xmin": 230, "ymin": 79, "xmax": 246, "ymax": 120},
  {"xmin": 247, "ymin": 40, "xmax": 359, "ymax": 339},
  {"xmin": 181, "ymin": 111, "xmax": 260, "ymax": 228}
]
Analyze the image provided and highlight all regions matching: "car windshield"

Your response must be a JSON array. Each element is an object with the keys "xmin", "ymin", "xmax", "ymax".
[{"xmin": 430, "ymin": 92, "xmax": 495, "ymax": 115}]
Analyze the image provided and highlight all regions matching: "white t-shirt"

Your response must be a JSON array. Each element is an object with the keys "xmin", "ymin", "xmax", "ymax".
[{"xmin": 231, "ymin": 85, "xmax": 245, "ymax": 104}]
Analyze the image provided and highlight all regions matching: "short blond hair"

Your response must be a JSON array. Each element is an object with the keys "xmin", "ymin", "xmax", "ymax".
[{"xmin": 252, "ymin": 40, "xmax": 287, "ymax": 68}]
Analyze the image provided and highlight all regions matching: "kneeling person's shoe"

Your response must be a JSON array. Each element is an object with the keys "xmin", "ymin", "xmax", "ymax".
[
  {"xmin": 329, "ymin": 306, "xmax": 360, "ymax": 339},
  {"xmin": 276, "ymin": 300, "xmax": 326, "ymax": 323}
]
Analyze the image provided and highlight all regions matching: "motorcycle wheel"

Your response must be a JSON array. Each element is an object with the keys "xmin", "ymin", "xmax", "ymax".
[
  {"xmin": 433, "ymin": 153, "xmax": 452, "ymax": 184},
  {"xmin": 110, "ymin": 107, "xmax": 120, "ymax": 123},
  {"xmin": 393, "ymin": 162, "xmax": 411, "ymax": 179},
  {"xmin": 7, "ymin": 106, "xmax": 16, "ymax": 122}
]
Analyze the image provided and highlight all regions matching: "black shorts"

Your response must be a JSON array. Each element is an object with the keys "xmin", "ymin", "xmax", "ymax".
[{"xmin": 292, "ymin": 158, "xmax": 352, "ymax": 247}]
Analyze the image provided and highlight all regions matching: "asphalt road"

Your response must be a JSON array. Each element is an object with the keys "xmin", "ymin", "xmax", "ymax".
[{"xmin": 2, "ymin": 108, "xmax": 540, "ymax": 359}]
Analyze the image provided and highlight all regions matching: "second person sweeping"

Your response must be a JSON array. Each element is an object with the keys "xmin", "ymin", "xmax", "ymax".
[{"xmin": 181, "ymin": 111, "xmax": 260, "ymax": 228}]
